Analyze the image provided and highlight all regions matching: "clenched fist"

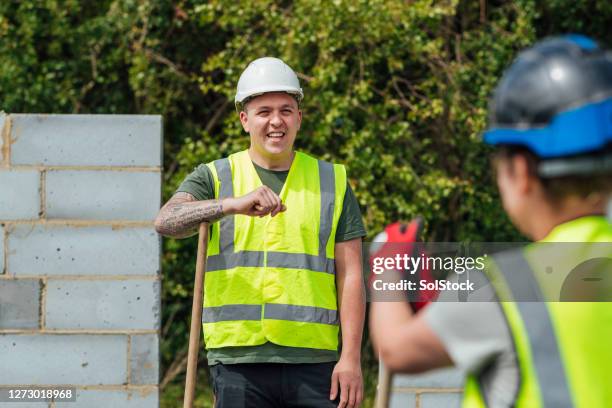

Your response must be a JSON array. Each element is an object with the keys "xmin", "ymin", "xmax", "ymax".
[{"xmin": 222, "ymin": 186, "xmax": 286, "ymax": 217}]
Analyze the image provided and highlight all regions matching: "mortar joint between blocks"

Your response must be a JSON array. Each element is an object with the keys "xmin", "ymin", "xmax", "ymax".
[
  {"xmin": 393, "ymin": 387, "xmax": 463, "ymax": 393},
  {"xmin": 0, "ymin": 329, "xmax": 158, "ymax": 334},
  {"xmin": 0, "ymin": 275, "xmax": 160, "ymax": 281},
  {"xmin": 0, "ymin": 384, "xmax": 159, "ymax": 391},
  {"xmin": 0, "ymin": 219, "xmax": 154, "ymax": 228},
  {"xmin": 127, "ymin": 334, "xmax": 132, "ymax": 385},
  {"xmin": 40, "ymin": 277, "xmax": 47, "ymax": 330},
  {"xmin": 2, "ymin": 225, "xmax": 6, "ymax": 275},
  {"xmin": 11, "ymin": 165, "xmax": 162, "ymax": 172},
  {"xmin": 40, "ymin": 169, "xmax": 47, "ymax": 219},
  {"xmin": 1, "ymin": 113, "xmax": 11, "ymax": 167}
]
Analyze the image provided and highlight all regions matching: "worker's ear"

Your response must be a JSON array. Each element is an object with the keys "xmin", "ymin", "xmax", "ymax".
[
  {"xmin": 239, "ymin": 110, "xmax": 250, "ymax": 132},
  {"xmin": 495, "ymin": 154, "xmax": 534, "ymax": 208},
  {"xmin": 510, "ymin": 154, "xmax": 536, "ymax": 195},
  {"xmin": 297, "ymin": 109, "xmax": 302, "ymax": 131}
]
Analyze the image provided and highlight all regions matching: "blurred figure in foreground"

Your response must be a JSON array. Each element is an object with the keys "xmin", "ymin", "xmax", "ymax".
[{"xmin": 370, "ymin": 35, "xmax": 612, "ymax": 407}]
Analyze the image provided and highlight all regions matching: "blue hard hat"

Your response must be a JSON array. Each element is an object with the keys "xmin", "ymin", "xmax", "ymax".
[{"xmin": 484, "ymin": 35, "xmax": 612, "ymax": 160}]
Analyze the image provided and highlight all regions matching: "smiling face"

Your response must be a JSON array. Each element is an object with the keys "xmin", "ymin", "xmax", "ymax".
[{"xmin": 239, "ymin": 92, "xmax": 302, "ymax": 165}]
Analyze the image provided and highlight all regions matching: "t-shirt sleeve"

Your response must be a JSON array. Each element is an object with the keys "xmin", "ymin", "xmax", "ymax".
[
  {"xmin": 175, "ymin": 164, "xmax": 215, "ymax": 201},
  {"xmin": 335, "ymin": 182, "xmax": 367, "ymax": 242},
  {"xmin": 422, "ymin": 270, "xmax": 513, "ymax": 373}
]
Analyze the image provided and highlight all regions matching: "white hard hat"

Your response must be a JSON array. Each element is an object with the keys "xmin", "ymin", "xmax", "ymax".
[{"xmin": 235, "ymin": 57, "xmax": 304, "ymax": 107}]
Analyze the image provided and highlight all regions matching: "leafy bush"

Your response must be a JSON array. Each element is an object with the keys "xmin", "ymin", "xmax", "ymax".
[{"xmin": 2, "ymin": 0, "xmax": 611, "ymax": 404}]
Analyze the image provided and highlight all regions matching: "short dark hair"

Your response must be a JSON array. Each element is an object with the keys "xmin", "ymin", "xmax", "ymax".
[{"xmin": 493, "ymin": 145, "xmax": 612, "ymax": 203}]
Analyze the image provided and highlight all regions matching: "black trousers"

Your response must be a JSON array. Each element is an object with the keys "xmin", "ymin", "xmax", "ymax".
[{"xmin": 210, "ymin": 362, "xmax": 340, "ymax": 408}]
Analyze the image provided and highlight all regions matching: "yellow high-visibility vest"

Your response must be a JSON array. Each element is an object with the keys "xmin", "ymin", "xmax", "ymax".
[
  {"xmin": 202, "ymin": 150, "xmax": 347, "ymax": 351},
  {"xmin": 463, "ymin": 216, "xmax": 612, "ymax": 407}
]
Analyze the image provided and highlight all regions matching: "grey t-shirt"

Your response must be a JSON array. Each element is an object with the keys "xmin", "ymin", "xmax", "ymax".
[{"xmin": 423, "ymin": 271, "xmax": 519, "ymax": 407}]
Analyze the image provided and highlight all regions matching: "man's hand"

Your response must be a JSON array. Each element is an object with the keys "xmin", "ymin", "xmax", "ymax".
[
  {"xmin": 330, "ymin": 355, "xmax": 363, "ymax": 408},
  {"xmin": 223, "ymin": 186, "xmax": 286, "ymax": 217}
]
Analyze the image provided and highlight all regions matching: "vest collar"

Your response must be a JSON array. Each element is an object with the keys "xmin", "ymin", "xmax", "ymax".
[{"xmin": 541, "ymin": 215, "xmax": 611, "ymax": 242}]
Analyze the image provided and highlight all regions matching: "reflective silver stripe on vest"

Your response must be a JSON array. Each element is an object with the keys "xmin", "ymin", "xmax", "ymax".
[
  {"xmin": 264, "ymin": 303, "xmax": 339, "ymax": 325},
  {"xmin": 495, "ymin": 252, "xmax": 544, "ymax": 302},
  {"xmin": 209, "ymin": 156, "xmax": 337, "ymax": 273},
  {"xmin": 214, "ymin": 158, "xmax": 234, "ymax": 253},
  {"xmin": 207, "ymin": 251, "xmax": 265, "ymax": 272},
  {"xmin": 494, "ymin": 252, "xmax": 573, "ymax": 408},
  {"xmin": 318, "ymin": 160, "xmax": 335, "ymax": 260},
  {"xmin": 202, "ymin": 304, "xmax": 261, "ymax": 323},
  {"xmin": 267, "ymin": 252, "xmax": 334, "ymax": 274}
]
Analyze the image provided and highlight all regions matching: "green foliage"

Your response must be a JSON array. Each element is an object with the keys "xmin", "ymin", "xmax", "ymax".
[{"xmin": 2, "ymin": 1, "xmax": 611, "ymax": 404}]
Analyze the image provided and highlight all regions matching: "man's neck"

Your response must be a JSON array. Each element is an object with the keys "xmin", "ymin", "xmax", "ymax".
[
  {"xmin": 248, "ymin": 148, "xmax": 295, "ymax": 171},
  {"xmin": 526, "ymin": 197, "xmax": 606, "ymax": 241}
]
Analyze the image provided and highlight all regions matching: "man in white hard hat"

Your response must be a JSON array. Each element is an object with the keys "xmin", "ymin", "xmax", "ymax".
[{"xmin": 155, "ymin": 57, "xmax": 366, "ymax": 408}]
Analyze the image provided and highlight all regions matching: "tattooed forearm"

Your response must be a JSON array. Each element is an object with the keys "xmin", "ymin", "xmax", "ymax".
[{"xmin": 154, "ymin": 192, "xmax": 225, "ymax": 238}]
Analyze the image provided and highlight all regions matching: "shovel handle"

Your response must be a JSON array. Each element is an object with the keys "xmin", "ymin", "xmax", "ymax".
[
  {"xmin": 376, "ymin": 360, "xmax": 393, "ymax": 408},
  {"xmin": 183, "ymin": 223, "xmax": 209, "ymax": 408}
]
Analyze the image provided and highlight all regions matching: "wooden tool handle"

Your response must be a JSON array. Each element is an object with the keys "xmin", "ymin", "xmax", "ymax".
[
  {"xmin": 376, "ymin": 361, "xmax": 393, "ymax": 408},
  {"xmin": 183, "ymin": 223, "xmax": 209, "ymax": 408}
]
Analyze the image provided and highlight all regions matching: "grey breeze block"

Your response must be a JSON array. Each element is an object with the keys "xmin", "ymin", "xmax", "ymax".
[
  {"xmin": 7, "ymin": 225, "xmax": 160, "ymax": 276},
  {"xmin": 0, "ymin": 170, "xmax": 40, "ymax": 220},
  {"xmin": 0, "ymin": 279, "xmax": 40, "ymax": 329},
  {"xmin": 393, "ymin": 367, "xmax": 464, "ymax": 388},
  {"xmin": 129, "ymin": 334, "xmax": 159, "ymax": 385},
  {"xmin": 45, "ymin": 280, "xmax": 160, "ymax": 330},
  {"xmin": 9, "ymin": 114, "xmax": 162, "ymax": 167},
  {"xmin": 0, "ymin": 334, "xmax": 128, "ymax": 385},
  {"xmin": 45, "ymin": 170, "xmax": 160, "ymax": 221},
  {"xmin": 54, "ymin": 389, "xmax": 158, "ymax": 408}
]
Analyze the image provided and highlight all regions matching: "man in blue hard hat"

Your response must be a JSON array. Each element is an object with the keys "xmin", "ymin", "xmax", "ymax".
[{"xmin": 370, "ymin": 35, "xmax": 612, "ymax": 407}]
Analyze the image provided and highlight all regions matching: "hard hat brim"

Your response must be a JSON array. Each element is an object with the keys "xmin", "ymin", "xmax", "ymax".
[
  {"xmin": 235, "ymin": 86, "xmax": 304, "ymax": 105},
  {"xmin": 484, "ymin": 98, "xmax": 612, "ymax": 158}
]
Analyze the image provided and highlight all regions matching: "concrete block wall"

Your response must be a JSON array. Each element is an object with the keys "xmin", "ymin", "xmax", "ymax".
[
  {"xmin": 380, "ymin": 363, "xmax": 464, "ymax": 407},
  {"xmin": 0, "ymin": 114, "xmax": 162, "ymax": 408}
]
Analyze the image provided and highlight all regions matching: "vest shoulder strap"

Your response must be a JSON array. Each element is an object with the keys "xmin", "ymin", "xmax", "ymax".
[{"xmin": 492, "ymin": 250, "xmax": 573, "ymax": 407}]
